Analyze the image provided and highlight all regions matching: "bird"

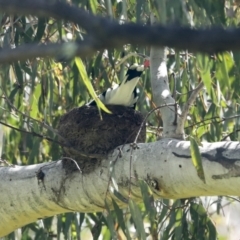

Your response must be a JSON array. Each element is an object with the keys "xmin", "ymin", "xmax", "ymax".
[{"xmin": 88, "ymin": 60, "xmax": 149, "ymax": 108}]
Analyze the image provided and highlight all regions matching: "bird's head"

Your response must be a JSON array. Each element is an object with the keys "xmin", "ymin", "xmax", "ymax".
[
  {"xmin": 130, "ymin": 59, "xmax": 150, "ymax": 69},
  {"xmin": 127, "ymin": 59, "xmax": 150, "ymax": 77},
  {"xmin": 143, "ymin": 58, "xmax": 150, "ymax": 68}
]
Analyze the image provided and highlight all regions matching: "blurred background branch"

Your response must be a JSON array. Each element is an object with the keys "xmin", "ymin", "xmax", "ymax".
[{"xmin": 0, "ymin": 0, "xmax": 239, "ymax": 65}]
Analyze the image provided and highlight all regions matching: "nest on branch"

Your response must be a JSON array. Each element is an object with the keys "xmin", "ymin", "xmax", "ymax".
[{"xmin": 57, "ymin": 105, "xmax": 146, "ymax": 173}]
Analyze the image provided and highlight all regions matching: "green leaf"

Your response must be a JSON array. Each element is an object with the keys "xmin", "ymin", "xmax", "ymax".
[
  {"xmin": 139, "ymin": 181, "xmax": 158, "ymax": 239},
  {"xmin": 136, "ymin": 0, "xmax": 144, "ymax": 22},
  {"xmin": 49, "ymin": 71, "xmax": 54, "ymax": 116},
  {"xmin": 157, "ymin": 199, "xmax": 169, "ymax": 224},
  {"xmin": 190, "ymin": 202, "xmax": 207, "ymax": 217},
  {"xmin": 174, "ymin": 208, "xmax": 183, "ymax": 240},
  {"xmin": 34, "ymin": 18, "xmax": 47, "ymax": 42},
  {"xmin": 89, "ymin": 0, "xmax": 98, "ymax": 14},
  {"xmin": 216, "ymin": 52, "xmax": 234, "ymax": 90},
  {"xmin": 30, "ymin": 83, "xmax": 42, "ymax": 119},
  {"xmin": 9, "ymin": 86, "xmax": 20, "ymax": 104},
  {"xmin": 197, "ymin": 55, "xmax": 216, "ymax": 104},
  {"xmin": 207, "ymin": 217, "xmax": 217, "ymax": 239},
  {"xmin": 28, "ymin": 138, "xmax": 40, "ymax": 164},
  {"xmin": 111, "ymin": 189, "xmax": 128, "ymax": 203},
  {"xmin": 163, "ymin": 200, "xmax": 181, "ymax": 239},
  {"xmin": 190, "ymin": 137, "xmax": 206, "ymax": 183},
  {"xmin": 112, "ymin": 199, "xmax": 131, "ymax": 239},
  {"xmin": 139, "ymin": 180, "xmax": 156, "ymax": 220},
  {"xmin": 129, "ymin": 199, "xmax": 146, "ymax": 239},
  {"xmin": 75, "ymin": 57, "xmax": 111, "ymax": 115},
  {"xmin": 104, "ymin": 201, "xmax": 118, "ymax": 239},
  {"xmin": 197, "ymin": 54, "xmax": 212, "ymax": 96},
  {"xmin": 64, "ymin": 213, "xmax": 73, "ymax": 238}
]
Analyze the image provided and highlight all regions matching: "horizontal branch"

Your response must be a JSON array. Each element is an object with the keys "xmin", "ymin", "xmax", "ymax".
[
  {"xmin": 0, "ymin": 0, "xmax": 239, "ymax": 54},
  {"xmin": 0, "ymin": 41, "xmax": 98, "ymax": 63},
  {"xmin": 1, "ymin": 139, "xmax": 240, "ymax": 236}
]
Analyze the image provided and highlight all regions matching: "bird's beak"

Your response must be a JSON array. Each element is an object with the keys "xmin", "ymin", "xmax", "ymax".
[
  {"xmin": 136, "ymin": 53, "xmax": 150, "ymax": 68},
  {"xmin": 143, "ymin": 59, "xmax": 150, "ymax": 68}
]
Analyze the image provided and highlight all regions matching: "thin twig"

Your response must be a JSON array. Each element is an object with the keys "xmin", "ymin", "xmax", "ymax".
[
  {"xmin": 0, "ymin": 158, "xmax": 14, "ymax": 167},
  {"xmin": 221, "ymin": 129, "xmax": 240, "ymax": 141},
  {"xmin": 176, "ymin": 81, "xmax": 204, "ymax": 135},
  {"xmin": 1, "ymin": 88, "xmax": 66, "ymax": 142},
  {"xmin": 134, "ymin": 103, "xmax": 176, "ymax": 143},
  {"xmin": 115, "ymin": 52, "xmax": 149, "ymax": 69},
  {"xmin": 0, "ymin": 120, "xmax": 105, "ymax": 159},
  {"xmin": 62, "ymin": 157, "xmax": 82, "ymax": 173},
  {"xmin": 172, "ymin": 73, "xmax": 178, "ymax": 126},
  {"xmin": 185, "ymin": 114, "xmax": 240, "ymax": 129},
  {"xmin": 1, "ymin": 89, "xmax": 106, "ymax": 159}
]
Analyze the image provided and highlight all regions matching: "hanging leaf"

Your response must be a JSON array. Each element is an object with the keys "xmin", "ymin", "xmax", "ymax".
[
  {"xmin": 75, "ymin": 57, "xmax": 111, "ymax": 115},
  {"xmin": 197, "ymin": 55, "xmax": 212, "ymax": 98},
  {"xmin": 112, "ymin": 199, "xmax": 131, "ymax": 239},
  {"xmin": 129, "ymin": 199, "xmax": 146, "ymax": 239},
  {"xmin": 89, "ymin": 0, "xmax": 98, "ymax": 14},
  {"xmin": 190, "ymin": 136, "xmax": 206, "ymax": 183},
  {"xmin": 216, "ymin": 52, "xmax": 235, "ymax": 91}
]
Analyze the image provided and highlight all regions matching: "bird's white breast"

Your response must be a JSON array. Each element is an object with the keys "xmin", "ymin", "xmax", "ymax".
[{"xmin": 103, "ymin": 76, "xmax": 139, "ymax": 107}]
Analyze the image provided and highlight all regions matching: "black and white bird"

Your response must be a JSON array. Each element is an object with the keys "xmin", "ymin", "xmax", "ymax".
[{"xmin": 88, "ymin": 60, "xmax": 149, "ymax": 108}]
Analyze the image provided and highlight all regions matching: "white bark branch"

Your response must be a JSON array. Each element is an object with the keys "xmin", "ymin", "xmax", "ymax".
[
  {"xmin": 150, "ymin": 16, "xmax": 182, "ymax": 139},
  {"xmin": 150, "ymin": 48, "xmax": 179, "ymax": 138},
  {"xmin": 1, "ymin": 139, "xmax": 240, "ymax": 237}
]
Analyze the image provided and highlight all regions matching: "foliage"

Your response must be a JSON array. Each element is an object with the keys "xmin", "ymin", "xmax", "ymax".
[{"xmin": 0, "ymin": 0, "xmax": 240, "ymax": 239}]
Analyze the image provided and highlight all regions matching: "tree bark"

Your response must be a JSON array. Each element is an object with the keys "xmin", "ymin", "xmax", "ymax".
[
  {"xmin": 0, "ymin": 0, "xmax": 240, "ymax": 238},
  {"xmin": 0, "ymin": 139, "xmax": 240, "ymax": 237}
]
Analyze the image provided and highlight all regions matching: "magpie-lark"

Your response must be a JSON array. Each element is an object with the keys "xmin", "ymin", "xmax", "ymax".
[{"xmin": 88, "ymin": 61, "xmax": 149, "ymax": 108}]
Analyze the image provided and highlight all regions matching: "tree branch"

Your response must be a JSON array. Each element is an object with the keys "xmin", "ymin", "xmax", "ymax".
[
  {"xmin": 176, "ymin": 82, "xmax": 205, "ymax": 136},
  {"xmin": 0, "ymin": 0, "xmax": 239, "ymax": 54},
  {"xmin": 0, "ymin": 41, "xmax": 97, "ymax": 63},
  {"xmin": 150, "ymin": 16, "xmax": 181, "ymax": 139},
  {"xmin": 1, "ymin": 139, "xmax": 240, "ymax": 237}
]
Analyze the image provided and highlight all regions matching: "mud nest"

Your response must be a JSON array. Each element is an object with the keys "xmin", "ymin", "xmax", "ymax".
[{"xmin": 57, "ymin": 105, "xmax": 146, "ymax": 173}]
